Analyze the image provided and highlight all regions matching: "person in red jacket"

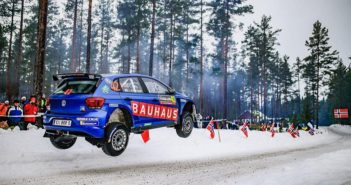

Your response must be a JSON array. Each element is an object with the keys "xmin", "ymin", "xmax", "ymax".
[{"xmin": 23, "ymin": 96, "xmax": 39, "ymax": 130}]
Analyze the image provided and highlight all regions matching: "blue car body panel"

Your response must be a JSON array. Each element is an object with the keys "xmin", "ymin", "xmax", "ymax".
[{"xmin": 44, "ymin": 74, "xmax": 194, "ymax": 138}]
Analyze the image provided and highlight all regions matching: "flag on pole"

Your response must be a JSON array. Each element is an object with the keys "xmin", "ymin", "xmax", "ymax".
[
  {"xmin": 270, "ymin": 123, "xmax": 275, "ymax": 138},
  {"xmin": 293, "ymin": 127, "xmax": 300, "ymax": 137},
  {"xmin": 307, "ymin": 122, "xmax": 315, "ymax": 136},
  {"xmin": 141, "ymin": 130, "xmax": 150, "ymax": 143},
  {"xmin": 215, "ymin": 121, "xmax": 222, "ymax": 142},
  {"xmin": 241, "ymin": 122, "xmax": 249, "ymax": 138},
  {"xmin": 334, "ymin": 108, "xmax": 349, "ymax": 119},
  {"xmin": 206, "ymin": 118, "xmax": 215, "ymax": 139},
  {"xmin": 287, "ymin": 124, "xmax": 296, "ymax": 138}
]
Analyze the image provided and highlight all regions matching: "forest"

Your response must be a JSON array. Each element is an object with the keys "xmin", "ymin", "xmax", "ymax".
[{"xmin": 0, "ymin": 0, "xmax": 350, "ymax": 126}]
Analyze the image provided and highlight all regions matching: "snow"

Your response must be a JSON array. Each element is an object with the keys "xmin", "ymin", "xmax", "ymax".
[{"xmin": 0, "ymin": 125, "xmax": 350, "ymax": 184}]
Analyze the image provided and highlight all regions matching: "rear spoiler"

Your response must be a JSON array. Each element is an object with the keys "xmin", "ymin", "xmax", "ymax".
[{"xmin": 53, "ymin": 73, "xmax": 102, "ymax": 81}]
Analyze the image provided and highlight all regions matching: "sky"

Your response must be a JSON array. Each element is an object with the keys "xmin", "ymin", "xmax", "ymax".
[{"xmin": 237, "ymin": 0, "xmax": 351, "ymax": 66}]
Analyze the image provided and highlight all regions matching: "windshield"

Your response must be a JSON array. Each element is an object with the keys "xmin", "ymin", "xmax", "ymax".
[{"xmin": 54, "ymin": 79, "xmax": 98, "ymax": 94}]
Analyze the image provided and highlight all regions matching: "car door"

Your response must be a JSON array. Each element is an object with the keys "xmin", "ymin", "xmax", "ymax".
[
  {"xmin": 139, "ymin": 77, "xmax": 179, "ymax": 126},
  {"xmin": 116, "ymin": 77, "xmax": 150, "ymax": 128}
]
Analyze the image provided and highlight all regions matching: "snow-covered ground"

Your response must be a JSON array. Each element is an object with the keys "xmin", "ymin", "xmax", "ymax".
[{"xmin": 0, "ymin": 125, "xmax": 350, "ymax": 185}]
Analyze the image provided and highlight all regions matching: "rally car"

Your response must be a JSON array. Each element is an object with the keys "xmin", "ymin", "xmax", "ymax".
[{"xmin": 43, "ymin": 73, "xmax": 196, "ymax": 156}]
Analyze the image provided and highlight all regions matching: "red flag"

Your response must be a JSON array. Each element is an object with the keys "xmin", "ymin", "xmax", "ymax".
[
  {"xmin": 206, "ymin": 118, "xmax": 215, "ymax": 139},
  {"xmin": 294, "ymin": 127, "xmax": 300, "ymax": 137},
  {"xmin": 270, "ymin": 123, "xmax": 275, "ymax": 138},
  {"xmin": 141, "ymin": 130, "xmax": 150, "ymax": 143},
  {"xmin": 241, "ymin": 123, "xmax": 249, "ymax": 138},
  {"xmin": 334, "ymin": 108, "xmax": 349, "ymax": 119},
  {"xmin": 287, "ymin": 124, "xmax": 296, "ymax": 138}
]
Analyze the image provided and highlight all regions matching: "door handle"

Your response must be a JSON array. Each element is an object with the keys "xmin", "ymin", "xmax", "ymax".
[{"xmin": 124, "ymin": 97, "xmax": 132, "ymax": 101}]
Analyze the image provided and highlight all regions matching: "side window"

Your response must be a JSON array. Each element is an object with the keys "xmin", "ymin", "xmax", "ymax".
[
  {"xmin": 142, "ymin": 78, "xmax": 169, "ymax": 94},
  {"xmin": 119, "ymin": 77, "xmax": 143, "ymax": 93}
]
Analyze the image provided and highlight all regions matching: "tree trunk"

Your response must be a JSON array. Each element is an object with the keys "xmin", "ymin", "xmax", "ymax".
[
  {"xmin": 77, "ymin": 0, "xmax": 83, "ymax": 72},
  {"xmin": 35, "ymin": 0, "xmax": 49, "ymax": 99},
  {"xmin": 6, "ymin": 0, "xmax": 16, "ymax": 100},
  {"xmin": 14, "ymin": 0, "xmax": 25, "ymax": 98},
  {"xmin": 168, "ymin": 14, "xmax": 173, "ymax": 87},
  {"xmin": 136, "ymin": 27, "xmax": 140, "ymax": 73},
  {"xmin": 199, "ymin": 0, "xmax": 204, "ymax": 114},
  {"xmin": 186, "ymin": 15, "xmax": 189, "ymax": 82},
  {"xmin": 70, "ymin": 0, "xmax": 78, "ymax": 72},
  {"xmin": 86, "ymin": 0, "xmax": 92, "ymax": 73},
  {"xmin": 127, "ymin": 33, "xmax": 131, "ymax": 73},
  {"xmin": 99, "ymin": 17, "xmax": 105, "ymax": 73},
  {"xmin": 149, "ymin": 0, "xmax": 156, "ymax": 76}
]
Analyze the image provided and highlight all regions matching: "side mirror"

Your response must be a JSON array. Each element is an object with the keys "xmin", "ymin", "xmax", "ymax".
[{"xmin": 168, "ymin": 88, "xmax": 176, "ymax": 95}]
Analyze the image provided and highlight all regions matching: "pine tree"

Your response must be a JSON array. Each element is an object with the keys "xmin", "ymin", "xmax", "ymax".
[
  {"xmin": 207, "ymin": 0, "xmax": 252, "ymax": 118},
  {"xmin": 34, "ymin": 0, "xmax": 49, "ymax": 99},
  {"xmin": 148, "ymin": 0, "xmax": 156, "ymax": 76},
  {"xmin": 301, "ymin": 20, "xmax": 339, "ymax": 128},
  {"xmin": 13, "ymin": 0, "xmax": 25, "ymax": 98},
  {"xmin": 6, "ymin": 0, "xmax": 17, "ymax": 100},
  {"xmin": 86, "ymin": 0, "xmax": 92, "ymax": 73}
]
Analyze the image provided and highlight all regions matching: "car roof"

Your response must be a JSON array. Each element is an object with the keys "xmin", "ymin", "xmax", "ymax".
[{"xmin": 101, "ymin": 73, "xmax": 151, "ymax": 78}]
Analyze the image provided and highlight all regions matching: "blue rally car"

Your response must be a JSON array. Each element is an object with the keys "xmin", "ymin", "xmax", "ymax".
[{"xmin": 43, "ymin": 73, "xmax": 197, "ymax": 156}]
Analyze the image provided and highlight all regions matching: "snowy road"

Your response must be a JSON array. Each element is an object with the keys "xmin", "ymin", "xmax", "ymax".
[{"xmin": 1, "ymin": 125, "xmax": 351, "ymax": 185}]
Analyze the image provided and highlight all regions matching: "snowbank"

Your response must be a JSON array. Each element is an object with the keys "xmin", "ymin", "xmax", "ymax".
[
  {"xmin": 0, "ymin": 126, "xmax": 341, "ymax": 180},
  {"xmin": 329, "ymin": 124, "xmax": 351, "ymax": 134}
]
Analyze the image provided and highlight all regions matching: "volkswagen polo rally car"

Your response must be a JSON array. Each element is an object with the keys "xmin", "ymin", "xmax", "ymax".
[{"xmin": 43, "ymin": 73, "xmax": 197, "ymax": 156}]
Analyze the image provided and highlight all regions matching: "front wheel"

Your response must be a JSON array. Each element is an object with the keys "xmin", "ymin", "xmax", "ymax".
[
  {"xmin": 102, "ymin": 123, "xmax": 129, "ymax": 157},
  {"xmin": 50, "ymin": 135, "xmax": 77, "ymax": 149},
  {"xmin": 176, "ymin": 112, "xmax": 194, "ymax": 138}
]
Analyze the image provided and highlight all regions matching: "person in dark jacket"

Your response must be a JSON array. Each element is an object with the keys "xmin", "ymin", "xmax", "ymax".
[{"xmin": 7, "ymin": 100, "xmax": 23, "ymax": 128}]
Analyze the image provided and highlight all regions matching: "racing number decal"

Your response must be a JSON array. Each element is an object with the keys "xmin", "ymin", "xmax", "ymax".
[{"xmin": 131, "ymin": 101, "xmax": 178, "ymax": 121}]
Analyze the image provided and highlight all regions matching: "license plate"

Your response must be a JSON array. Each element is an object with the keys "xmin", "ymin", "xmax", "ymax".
[{"xmin": 53, "ymin": 119, "xmax": 72, "ymax": 127}]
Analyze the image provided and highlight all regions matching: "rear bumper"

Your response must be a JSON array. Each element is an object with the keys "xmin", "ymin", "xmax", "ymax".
[{"xmin": 43, "ymin": 112, "xmax": 107, "ymax": 138}]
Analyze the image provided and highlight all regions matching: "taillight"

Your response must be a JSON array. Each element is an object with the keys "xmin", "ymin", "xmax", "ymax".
[{"xmin": 85, "ymin": 97, "xmax": 105, "ymax": 109}]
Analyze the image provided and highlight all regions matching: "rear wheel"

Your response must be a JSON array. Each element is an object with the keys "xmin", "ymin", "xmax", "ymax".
[
  {"xmin": 50, "ymin": 135, "xmax": 77, "ymax": 149},
  {"xmin": 176, "ymin": 112, "xmax": 194, "ymax": 138},
  {"xmin": 102, "ymin": 123, "xmax": 129, "ymax": 157}
]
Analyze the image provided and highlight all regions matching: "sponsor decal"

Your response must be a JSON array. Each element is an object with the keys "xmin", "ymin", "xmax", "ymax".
[
  {"xmin": 131, "ymin": 101, "xmax": 178, "ymax": 121},
  {"xmin": 144, "ymin": 123, "xmax": 152, "ymax": 126},
  {"xmin": 102, "ymin": 85, "xmax": 110, "ymax": 94},
  {"xmin": 77, "ymin": 117, "xmax": 99, "ymax": 126},
  {"xmin": 111, "ymin": 80, "xmax": 121, "ymax": 92},
  {"xmin": 159, "ymin": 95, "xmax": 176, "ymax": 105},
  {"xmin": 64, "ymin": 89, "xmax": 73, "ymax": 95},
  {"xmin": 109, "ymin": 103, "xmax": 119, "ymax": 107}
]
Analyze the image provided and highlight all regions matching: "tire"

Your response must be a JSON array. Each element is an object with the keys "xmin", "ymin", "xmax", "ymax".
[
  {"xmin": 176, "ymin": 112, "xmax": 194, "ymax": 138},
  {"xmin": 102, "ymin": 123, "xmax": 129, "ymax": 157},
  {"xmin": 50, "ymin": 135, "xmax": 77, "ymax": 150}
]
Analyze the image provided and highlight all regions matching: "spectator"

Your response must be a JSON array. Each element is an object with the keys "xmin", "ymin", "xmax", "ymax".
[
  {"xmin": 0, "ymin": 100, "xmax": 10, "ymax": 125},
  {"xmin": 7, "ymin": 100, "xmax": 23, "ymax": 129},
  {"xmin": 20, "ymin": 96, "xmax": 28, "ymax": 108},
  {"xmin": 23, "ymin": 96, "xmax": 39, "ymax": 130},
  {"xmin": 38, "ymin": 94, "xmax": 47, "ymax": 113}
]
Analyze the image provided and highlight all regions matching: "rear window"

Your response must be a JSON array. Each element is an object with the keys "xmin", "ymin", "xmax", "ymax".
[{"xmin": 54, "ymin": 79, "xmax": 99, "ymax": 94}]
